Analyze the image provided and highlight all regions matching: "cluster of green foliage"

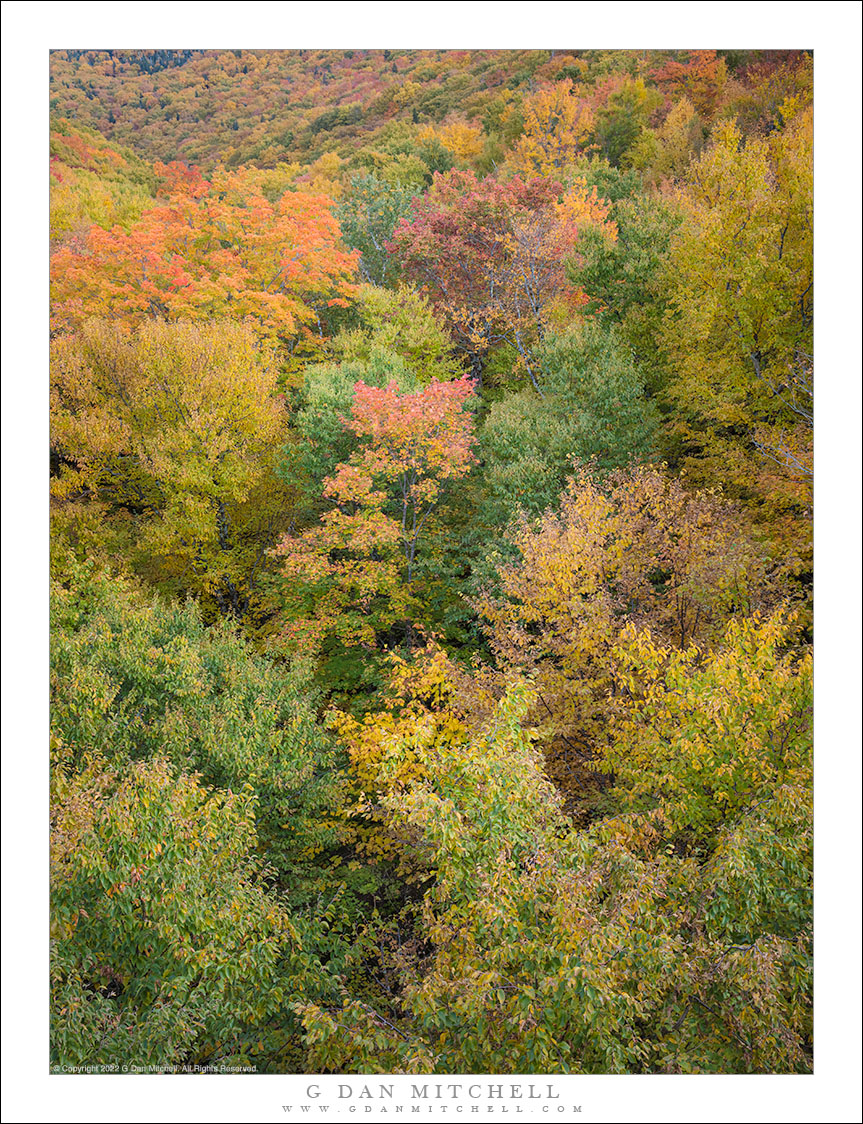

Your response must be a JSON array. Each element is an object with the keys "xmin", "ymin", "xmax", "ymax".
[
  {"xmin": 49, "ymin": 46, "xmax": 813, "ymax": 1076},
  {"xmin": 50, "ymin": 554, "xmax": 377, "ymax": 1070}
]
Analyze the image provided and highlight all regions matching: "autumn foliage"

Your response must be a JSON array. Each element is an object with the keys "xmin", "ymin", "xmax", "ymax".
[
  {"xmin": 389, "ymin": 169, "xmax": 614, "ymax": 385},
  {"xmin": 47, "ymin": 47, "xmax": 815, "ymax": 1080},
  {"xmin": 51, "ymin": 163, "xmax": 358, "ymax": 346},
  {"xmin": 271, "ymin": 376, "xmax": 476, "ymax": 654}
]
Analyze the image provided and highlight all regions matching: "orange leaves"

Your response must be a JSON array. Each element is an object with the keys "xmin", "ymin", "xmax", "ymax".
[
  {"xmin": 651, "ymin": 50, "xmax": 728, "ymax": 119},
  {"xmin": 347, "ymin": 377, "xmax": 476, "ymax": 493},
  {"xmin": 272, "ymin": 376, "xmax": 476, "ymax": 655},
  {"xmin": 153, "ymin": 159, "xmax": 210, "ymax": 198},
  {"xmin": 555, "ymin": 180, "xmax": 615, "ymax": 242},
  {"xmin": 345, "ymin": 377, "xmax": 476, "ymax": 581},
  {"xmin": 50, "ymin": 163, "xmax": 359, "ymax": 342}
]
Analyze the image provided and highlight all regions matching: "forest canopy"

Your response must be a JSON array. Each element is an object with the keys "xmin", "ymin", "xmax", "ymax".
[{"xmin": 48, "ymin": 47, "xmax": 814, "ymax": 1077}]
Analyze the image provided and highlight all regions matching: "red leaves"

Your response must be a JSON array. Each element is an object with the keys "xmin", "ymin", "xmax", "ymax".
[
  {"xmin": 651, "ymin": 50, "xmax": 728, "ymax": 118},
  {"xmin": 388, "ymin": 169, "xmax": 612, "ymax": 382},
  {"xmin": 272, "ymin": 376, "xmax": 477, "ymax": 650},
  {"xmin": 154, "ymin": 160, "xmax": 211, "ymax": 199}
]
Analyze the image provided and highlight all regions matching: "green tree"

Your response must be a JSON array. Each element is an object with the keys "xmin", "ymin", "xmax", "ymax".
[
  {"xmin": 51, "ymin": 556, "xmax": 353, "ymax": 885},
  {"xmin": 568, "ymin": 191, "xmax": 681, "ymax": 394},
  {"xmin": 329, "ymin": 284, "xmax": 465, "ymax": 384},
  {"xmin": 624, "ymin": 96, "xmax": 705, "ymax": 188},
  {"xmin": 52, "ymin": 754, "xmax": 323, "ymax": 1070},
  {"xmin": 605, "ymin": 610, "xmax": 813, "ymax": 846},
  {"xmin": 50, "ymin": 556, "xmax": 368, "ymax": 1069},
  {"xmin": 593, "ymin": 77, "xmax": 662, "ymax": 167},
  {"xmin": 479, "ymin": 322, "xmax": 659, "ymax": 526},
  {"xmin": 279, "ymin": 349, "xmax": 418, "ymax": 527},
  {"xmin": 336, "ymin": 173, "xmax": 418, "ymax": 286}
]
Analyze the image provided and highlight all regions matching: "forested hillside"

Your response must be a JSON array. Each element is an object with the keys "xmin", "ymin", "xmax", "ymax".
[{"xmin": 49, "ymin": 47, "xmax": 814, "ymax": 1075}]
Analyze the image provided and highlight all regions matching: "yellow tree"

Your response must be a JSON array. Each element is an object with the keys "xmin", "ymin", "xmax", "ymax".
[
  {"xmin": 660, "ymin": 109, "xmax": 813, "ymax": 565},
  {"xmin": 605, "ymin": 608, "xmax": 813, "ymax": 844},
  {"xmin": 51, "ymin": 319, "xmax": 291, "ymax": 618},
  {"xmin": 299, "ymin": 635, "xmax": 812, "ymax": 1075},
  {"xmin": 510, "ymin": 81, "xmax": 595, "ymax": 176},
  {"xmin": 477, "ymin": 466, "xmax": 780, "ymax": 808},
  {"xmin": 418, "ymin": 119, "xmax": 485, "ymax": 164},
  {"xmin": 624, "ymin": 96, "xmax": 705, "ymax": 187}
]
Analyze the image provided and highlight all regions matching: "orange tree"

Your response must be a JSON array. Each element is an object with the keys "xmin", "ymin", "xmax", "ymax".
[
  {"xmin": 50, "ymin": 161, "xmax": 358, "ymax": 362},
  {"xmin": 271, "ymin": 376, "xmax": 476, "ymax": 675}
]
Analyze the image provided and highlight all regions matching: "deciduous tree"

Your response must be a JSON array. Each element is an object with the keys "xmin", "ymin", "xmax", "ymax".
[
  {"xmin": 479, "ymin": 322, "xmax": 659, "ymax": 526},
  {"xmin": 299, "ymin": 645, "xmax": 811, "ymax": 1074},
  {"xmin": 336, "ymin": 173, "xmax": 417, "ymax": 286},
  {"xmin": 329, "ymin": 284, "xmax": 465, "ymax": 384},
  {"xmin": 390, "ymin": 169, "xmax": 613, "ymax": 387},
  {"xmin": 659, "ymin": 111, "xmax": 813, "ymax": 561},
  {"xmin": 51, "ymin": 163, "xmax": 358, "ymax": 352},
  {"xmin": 272, "ymin": 377, "xmax": 476, "ymax": 657},
  {"xmin": 509, "ymin": 81, "xmax": 595, "ymax": 176},
  {"xmin": 477, "ymin": 466, "xmax": 779, "ymax": 806},
  {"xmin": 51, "ymin": 319, "xmax": 290, "ymax": 618}
]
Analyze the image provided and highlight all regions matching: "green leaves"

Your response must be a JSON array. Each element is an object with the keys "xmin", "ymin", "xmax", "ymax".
[
  {"xmin": 50, "ymin": 559, "xmax": 369, "ymax": 1070},
  {"xmin": 301, "ymin": 647, "xmax": 811, "ymax": 1074},
  {"xmin": 271, "ymin": 374, "xmax": 476, "ymax": 666},
  {"xmin": 336, "ymin": 174, "xmax": 417, "ymax": 287},
  {"xmin": 46, "ymin": 50, "xmax": 815, "ymax": 1081},
  {"xmin": 479, "ymin": 321, "xmax": 659, "ymax": 526},
  {"xmin": 51, "ymin": 558, "xmax": 350, "ymax": 890},
  {"xmin": 51, "ymin": 755, "xmax": 301, "ymax": 1068}
]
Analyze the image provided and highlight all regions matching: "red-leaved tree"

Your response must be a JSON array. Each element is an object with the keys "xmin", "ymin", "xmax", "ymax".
[{"xmin": 388, "ymin": 169, "xmax": 614, "ymax": 390}]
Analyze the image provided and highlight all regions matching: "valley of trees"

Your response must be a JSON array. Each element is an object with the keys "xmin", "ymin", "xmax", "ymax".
[{"xmin": 49, "ymin": 48, "xmax": 814, "ymax": 1076}]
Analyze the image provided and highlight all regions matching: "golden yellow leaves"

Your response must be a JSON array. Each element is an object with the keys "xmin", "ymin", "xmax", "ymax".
[
  {"xmin": 417, "ymin": 120, "xmax": 485, "ymax": 163},
  {"xmin": 510, "ymin": 82, "xmax": 595, "ymax": 177},
  {"xmin": 331, "ymin": 643, "xmax": 468, "ymax": 870}
]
